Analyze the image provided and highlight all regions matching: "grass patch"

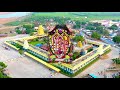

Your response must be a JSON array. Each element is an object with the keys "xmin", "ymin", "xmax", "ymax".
[
  {"xmin": 115, "ymin": 76, "xmax": 120, "ymax": 78},
  {"xmin": 0, "ymin": 72, "xmax": 10, "ymax": 78},
  {"xmin": 29, "ymin": 41, "xmax": 46, "ymax": 46},
  {"xmin": 0, "ymin": 62, "xmax": 7, "ymax": 68},
  {"xmin": 0, "ymin": 62, "xmax": 10, "ymax": 78},
  {"xmin": 102, "ymin": 49, "xmax": 111, "ymax": 55}
]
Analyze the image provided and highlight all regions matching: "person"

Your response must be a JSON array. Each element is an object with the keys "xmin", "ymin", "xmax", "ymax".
[
  {"xmin": 101, "ymin": 71, "xmax": 103, "ymax": 75},
  {"xmin": 98, "ymin": 72, "xmax": 100, "ymax": 75},
  {"xmin": 104, "ymin": 74, "xmax": 107, "ymax": 78},
  {"xmin": 49, "ymin": 74, "xmax": 52, "ymax": 78}
]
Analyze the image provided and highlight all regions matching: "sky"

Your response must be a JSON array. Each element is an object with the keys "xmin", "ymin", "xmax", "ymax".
[{"xmin": 0, "ymin": 12, "xmax": 30, "ymax": 18}]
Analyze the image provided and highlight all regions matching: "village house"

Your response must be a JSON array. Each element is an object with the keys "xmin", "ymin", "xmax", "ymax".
[{"xmin": 91, "ymin": 20, "xmax": 120, "ymax": 27}]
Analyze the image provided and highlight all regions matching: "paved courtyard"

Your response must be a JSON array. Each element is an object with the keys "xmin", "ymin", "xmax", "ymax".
[
  {"xmin": 0, "ymin": 35, "xmax": 119, "ymax": 78},
  {"xmin": 75, "ymin": 46, "xmax": 119, "ymax": 78},
  {"xmin": 0, "ymin": 34, "xmax": 29, "ymax": 62},
  {"xmin": 4, "ymin": 56, "xmax": 68, "ymax": 78},
  {"xmin": 0, "ymin": 35, "xmax": 68, "ymax": 78}
]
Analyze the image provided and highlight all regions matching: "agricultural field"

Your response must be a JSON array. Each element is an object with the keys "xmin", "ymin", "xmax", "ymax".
[{"xmin": 5, "ymin": 12, "xmax": 120, "ymax": 26}]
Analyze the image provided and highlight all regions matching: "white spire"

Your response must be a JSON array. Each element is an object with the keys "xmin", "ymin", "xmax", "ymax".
[{"xmin": 23, "ymin": 40, "xmax": 29, "ymax": 49}]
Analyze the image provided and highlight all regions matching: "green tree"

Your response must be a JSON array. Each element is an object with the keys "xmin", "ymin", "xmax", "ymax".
[
  {"xmin": 0, "ymin": 72, "xmax": 10, "ymax": 78},
  {"xmin": 85, "ymin": 25, "xmax": 95, "ymax": 30},
  {"xmin": 0, "ymin": 62, "xmax": 10, "ymax": 78},
  {"xmin": 19, "ymin": 49, "xmax": 24, "ymax": 55},
  {"xmin": 72, "ymin": 52, "xmax": 80, "ymax": 60},
  {"xmin": 73, "ymin": 20, "xmax": 81, "ymax": 29},
  {"xmin": 113, "ymin": 35, "xmax": 120, "ymax": 43},
  {"xmin": 91, "ymin": 32, "xmax": 101, "ymax": 39},
  {"xmin": 16, "ymin": 29, "xmax": 22, "ymax": 34},
  {"xmin": 96, "ymin": 26, "xmax": 104, "ymax": 31},
  {"xmin": 26, "ymin": 29, "xmax": 35, "ymax": 34},
  {"xmin": 43, "ymin": 38, "xmax": 49, "ymax": 43},
  {"xmin": 93, "ymin": 22, "xmax": 101, "ymax": 27},
  {"xmin": 73, "ymin": 36, "xmax": 84, "ymax": 42},
  {"xmin": 0, "ymin": 62, "xmax": 7, "ymax": 68},
  {"xmin": 112, "ymin": 58, "xmax": 120, "ymax": 64},
  {"xmin": 23, "ymin": 24, "xmax": 34, "ymax": 29},
  {"xmin": 87, "ymin": 48, "xmax": 93, "ymax": 52},
  {"xmin": 103, "ymin": 30, "xmax": 109, "ymax": 36},
  {"xmin": 30, "ymin": 32, "xmax": 34, "ymax": 36},
  {"xmin": 109, "ymin": 24, "xmax": 118, "ymax": 30},
  {"xmin": 73, "ymin": 25, "xmax": 81, "ymax": 29},
  {"xmin": 81, "ymin": 22, "xmax": 86, "ymax": 25}
]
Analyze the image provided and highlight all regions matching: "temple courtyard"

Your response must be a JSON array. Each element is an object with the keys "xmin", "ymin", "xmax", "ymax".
[
  {"xmin": 0, "ymin": 34, "xmax": 68, "ymax": 78},
  {"xmin": 0, "ymin": 34, "xmax": 119, "ymax": 78},
  {"xmin": 4, "ymin": 57, "xmax": 68, "ymax": 78}
]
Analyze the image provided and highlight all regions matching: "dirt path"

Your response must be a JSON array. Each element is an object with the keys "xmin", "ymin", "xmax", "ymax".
[{"xmin": 0, "ymin": 18, "xmax": 18, "ymax": 24}]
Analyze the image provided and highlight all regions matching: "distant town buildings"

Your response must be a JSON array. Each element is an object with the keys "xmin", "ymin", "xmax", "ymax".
[
  {"xmin": 34, "ymin": 27, "xmax": 38, "ymax": 30},
  {"xmin": 117, "ymin": 31, "xmax": 120, "ymax": 36},
  {"xmin": 91, "ymin": 20, "xmax": 120, "ymax": 27},
  {"xmin": 83, "ymin": 30, "xmax": 92, "ymax": 36}
]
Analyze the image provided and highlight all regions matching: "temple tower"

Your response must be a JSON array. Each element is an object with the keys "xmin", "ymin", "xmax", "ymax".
[
  {"xmin": 38, "ymin": 25, "xmax": 44, "ymax": 35},
  {"xmin": 23, "ymin": 40, "xmax": 29, "ymax": 49},
  {"xmin": 77, "ymin": 41, "xmax": 83, "ymax": 48},
  {"xmin": 97, "ymin": 44, "xmax": 104, "ymax": 55}
]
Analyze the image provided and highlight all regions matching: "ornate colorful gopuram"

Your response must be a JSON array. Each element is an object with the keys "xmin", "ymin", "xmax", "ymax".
[{"xmin": 48, "ymin": 25, "xmax": 73, "ymax": 62}]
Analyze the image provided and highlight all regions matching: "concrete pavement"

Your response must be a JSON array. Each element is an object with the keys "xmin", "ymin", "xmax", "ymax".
[{"xmin": 75, "ymin": 47, "xmax": 119, "ymax": 78}]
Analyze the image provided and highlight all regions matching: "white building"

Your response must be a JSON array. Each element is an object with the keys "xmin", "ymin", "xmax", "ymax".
[
  {"xmin": 34, "ymin": 27, "xmax": 38, "ymax": 30},
  {"xmin": 91, "ymin": 20, "xmax": 120, "ymax": 27}
]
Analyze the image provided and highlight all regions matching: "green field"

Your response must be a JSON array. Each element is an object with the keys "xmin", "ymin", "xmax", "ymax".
[
  {"xmin": 6, "ymin": 12, "xmax": 120, "ymax": 26},
  {"xmin": 32, "ymin": 12, "xmax": 120, "ymax": 20}
]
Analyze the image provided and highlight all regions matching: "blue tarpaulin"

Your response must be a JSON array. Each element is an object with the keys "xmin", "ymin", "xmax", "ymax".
[
  {"xmin": 100, "ymin": 37, "xmax": 114, "ymax": 45},
  {"xmin": 89, "ymin": 74, "xmax": 98, "ymax": 78},
  {"xmin": 36, "ymin": 44, "xmax": 43, "ymax": 47}
]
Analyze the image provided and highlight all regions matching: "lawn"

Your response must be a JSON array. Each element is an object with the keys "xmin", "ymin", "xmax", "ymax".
[
  {"xmin": 102, "ymin": 49, "xmax": 111, "ymax": 55},
  {"xmin": 29, "ymin": 41, "xmax": 46, "ymax": 46}
]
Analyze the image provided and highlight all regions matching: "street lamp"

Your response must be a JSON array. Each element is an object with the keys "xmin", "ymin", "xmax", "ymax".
[
  {"xmin": 103, "ymin": 68, "xmax": 107, "ymax": 78},
  {"xmin": 119, "ymin": 48, "xmax": 120, "ymax": 58},
  {"xmin": 119, "ymin": 50, "xmax": 120, "ymax": 58}
]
